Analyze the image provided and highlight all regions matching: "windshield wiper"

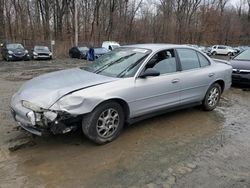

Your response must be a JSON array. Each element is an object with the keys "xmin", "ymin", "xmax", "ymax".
[
  {"xmin": 94, "ymin": 53, "xmax": 136, "ymax": 74},
  {"xmin": 117, "ymin": 55, "xmax": 147, "ymax": 78}
]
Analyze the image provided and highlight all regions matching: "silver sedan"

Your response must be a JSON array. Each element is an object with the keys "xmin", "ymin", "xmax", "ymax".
[{"xmin": 10, "ymin": 44, "xmax": 232, "ymax": 144}]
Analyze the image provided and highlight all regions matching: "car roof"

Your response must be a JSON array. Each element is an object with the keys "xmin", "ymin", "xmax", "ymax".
[
  {"xmin": 34, "ymin": 45, "xmax": 48, "ymax": 48},
  {"xmin": 103, "ymin": 41, "xmax": 119, "ymax": 44},
  {"xmin": 124, "ymin": 43, "xmax": 196, "ymax": 52}
]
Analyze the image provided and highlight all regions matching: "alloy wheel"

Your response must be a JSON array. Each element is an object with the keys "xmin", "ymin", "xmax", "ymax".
[
  {"xmin": 207, "ymin": 87, "xmax": 219, "ymax": 107},
  {"xmin": 96, "ymin": 108, "xmax": 120, "ymax": 138}
]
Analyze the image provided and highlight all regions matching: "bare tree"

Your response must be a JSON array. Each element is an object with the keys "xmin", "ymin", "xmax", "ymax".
[
  {"xmin": 1, "ymin": 0, "xmax": 250, "ymax": 55},
  {"xmin": 0, "ymin": 0, "xmax": 5, "ymax": 42}
]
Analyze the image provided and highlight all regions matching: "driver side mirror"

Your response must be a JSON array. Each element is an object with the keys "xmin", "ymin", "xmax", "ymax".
[{"xmin": 140, "ymin": 68, "xmax": 160, "ymax": 78}]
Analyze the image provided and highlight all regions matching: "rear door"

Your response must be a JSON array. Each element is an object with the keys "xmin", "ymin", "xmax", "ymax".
[{"xmin": 176, "ymin": 48, "xmax": 214, "ymax": 104}]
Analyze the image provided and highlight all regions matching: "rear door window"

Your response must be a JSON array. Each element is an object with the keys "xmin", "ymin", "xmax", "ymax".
[{"xmin": 177, "ymin": 49, "xmax": 200, "ymax": 71}]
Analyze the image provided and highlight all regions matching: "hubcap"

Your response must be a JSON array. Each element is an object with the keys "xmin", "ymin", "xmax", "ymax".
[
  {"xmin": 207, "ymin": 87, "xmax": 219, "ymax": 107},
  {"xmin": 96, "ymin": 108, "xmax": 119, "ymax": 138}
]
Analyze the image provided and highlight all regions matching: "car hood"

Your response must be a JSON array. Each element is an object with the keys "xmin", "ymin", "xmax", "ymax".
[
  {"xmin": 230, "ymin": 60, "xmax": 250, "ymax": 70},
  {"xmin": 14, "ymin": 68, "xmax": 118, "ymax": 109},
  {"xmin": 35, "ymin": 49, "xmax": 50, "ymax": 54}
]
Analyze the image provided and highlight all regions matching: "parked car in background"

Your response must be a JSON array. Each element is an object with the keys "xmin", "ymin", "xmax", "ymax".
[
  {"xmin": 211, "ymin": 45, "xmax": 237, "ymax": 56},
  {"xmin": 230, "ymin": 49, "xmax": 250, "ymax": 87},
  {"xmin": 203, "ymin": 46, "xmax": 212, "ymax": 56},
  {"xmin": 198, "ymin": 45, "xmax": 206, "ymax": 53},
  {"xmin": 234, "ymin": 46, "xmax": 250, "ymax": 54},
  {"xmin": 183, "ymin": 44, "xmax": 211, "ymax": 56},
  {"xmin": 1, "ymin": 43, "xmax": 30, "ymax": 61},
  {"xmin": 102, "ymin": 41, "xmax": 120, "ymax": 50},
  {"xmin": 93, "ymin": 47, "xmax": 109, "ymax": 59},
  {"xmin": 69, "ymin": 46, "xmax": 89, "ymax": 59},
  {"xmin": 32, "ymin": 46, "xmax": 52, "ymax": 60},
  {"xmin": 10, "ymin": 44, "xmax": 232, "ymax": 144}
]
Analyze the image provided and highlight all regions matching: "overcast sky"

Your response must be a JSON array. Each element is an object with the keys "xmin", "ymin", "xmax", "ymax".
[
  {"xmin": 230, "ymin": 0, "xmax": 246, "ymax": 7},
  {"xmin": 230, "ymin": 0, "xmax": 240, "ymax": 6}
]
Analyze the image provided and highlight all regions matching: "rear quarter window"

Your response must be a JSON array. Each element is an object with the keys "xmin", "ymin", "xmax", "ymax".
[{"xmin": 197, "ymin": 52, "xmax": 210, "ymax": 67}]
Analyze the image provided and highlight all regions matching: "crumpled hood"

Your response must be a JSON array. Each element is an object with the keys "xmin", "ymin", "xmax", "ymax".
[{"xmin": 14, "ymin": 68, "xmax": 117, "ymax": 109}]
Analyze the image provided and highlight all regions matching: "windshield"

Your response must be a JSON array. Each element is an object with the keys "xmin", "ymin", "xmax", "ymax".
[
  {"xmin": 82, "ymin": 47, "xmax": 151, "ymax": 78},
  {"xmin": 7, "ymin": 43, "xmax": 24, "ymax": 50},
  {"xmin": 234, "ymin": 50, "xmax": 250, "ymax": 61},
  {"xmin": 34, "ymin": 46, "xmax": 49, "ymax": 51}
]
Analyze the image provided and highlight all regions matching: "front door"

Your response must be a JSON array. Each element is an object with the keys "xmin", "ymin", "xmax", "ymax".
[{"xmin": 130, "ymin": 49, "xmax": 181, "ymax": 117}]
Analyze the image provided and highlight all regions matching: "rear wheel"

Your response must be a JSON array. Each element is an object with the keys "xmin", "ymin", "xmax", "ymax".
[
  {"xmin": 82, "ymin": 101, "xmax": 125, "ymax": 144},
  {"xmin": 202, "ymin": 83, "xmax": 221, "ymax": 111}
]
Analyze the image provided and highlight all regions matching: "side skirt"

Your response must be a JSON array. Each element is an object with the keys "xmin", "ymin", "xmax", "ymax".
[{"xmin": 127, "ymin": 101, "xmax": 202, "ymax": 125}]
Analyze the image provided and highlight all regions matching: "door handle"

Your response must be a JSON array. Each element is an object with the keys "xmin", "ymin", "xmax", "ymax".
[
  {"xmin": 208, "ymin": 73, "xmax": 215, "ymax": 77},
  {"xmin": 171, "ymin": 79, "xmax": 180, "ymax": 83}
]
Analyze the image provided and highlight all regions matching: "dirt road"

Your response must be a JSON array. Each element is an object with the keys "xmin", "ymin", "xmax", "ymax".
[{"xmin": 0, "ymin": 58, "xmax": 249, "ymax": 188}]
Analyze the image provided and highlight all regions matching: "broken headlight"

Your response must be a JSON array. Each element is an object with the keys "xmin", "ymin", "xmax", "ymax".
[{"xmin": 22, "ymin": 100, "xmax": 43, "ymax": 112}]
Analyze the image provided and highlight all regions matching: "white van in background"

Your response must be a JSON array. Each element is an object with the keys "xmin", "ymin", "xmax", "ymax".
[{"xmin": 102, "ymin": 41, "xmax": 120, "ymax": 50}]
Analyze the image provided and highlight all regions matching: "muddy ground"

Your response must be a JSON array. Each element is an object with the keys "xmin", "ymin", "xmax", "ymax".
[{"xmin": 0, "ymin": 57, "xmax": 249, "ymax": 188}]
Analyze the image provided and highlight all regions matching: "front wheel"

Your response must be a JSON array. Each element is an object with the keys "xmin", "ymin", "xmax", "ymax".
[
  {"xmin": 82, "ymin": 101, "xmax": 125, "ymax": 144},
  {"xmin": 202, "ymin": 83, "xmax": 221, "ymax": 111}
]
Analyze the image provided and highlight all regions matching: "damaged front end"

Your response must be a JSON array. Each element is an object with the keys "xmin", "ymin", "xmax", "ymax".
[{"xmin": 11, "ymin": 100, "xmax": 81, "ymax": 136}]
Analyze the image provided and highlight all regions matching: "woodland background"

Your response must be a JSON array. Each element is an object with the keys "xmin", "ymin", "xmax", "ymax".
[{"xmin": 0, "ymin": 0, "xmax": 250, "ymax": 56}]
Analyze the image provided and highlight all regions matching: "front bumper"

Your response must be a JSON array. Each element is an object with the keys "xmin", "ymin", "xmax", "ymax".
[
  {"xmin": 33, "ymin": 54, "xmax": 52, "ymax": 60},
  {"xmin": 10, "ymin": 96, "xmax": 80, "ymax": 136},
  {"xmin": 8, "ymin": 54, "xmax": 30, "ymax": 61},
  {"xmin": 232, "ymin": 73, "xmax": 250, "ymax": 87},
  {"xmin": 10, "ymin": 103, "xmax": 49, "ymax": 136}
]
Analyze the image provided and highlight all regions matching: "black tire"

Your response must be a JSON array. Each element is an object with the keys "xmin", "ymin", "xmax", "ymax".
[
  {"xmin": 212, "ymin": 51, "xmax": 216, "ymax": 56},
  {"xmin": 79, "ymin": 54, "xmax": 84, "ymax": 59},
  {"xmin": 82, "ymin": 101, "xmax": 125, "ymax": 144},
  {"xmin": 69, "ymin": 52, "xmax": 73, "ymax": 58},
  {"xmin": 227, "ymin": 52, "xmax": 232, "ymax": 56},
  {"xmin": 202, "ymin": 83, "xmax": 221, "ymax": 111}
]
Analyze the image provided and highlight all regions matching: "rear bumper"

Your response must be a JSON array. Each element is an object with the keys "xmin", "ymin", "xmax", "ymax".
[{"xmin": 232, "ymin": 73, "xmax": 250, "ymax": 87}]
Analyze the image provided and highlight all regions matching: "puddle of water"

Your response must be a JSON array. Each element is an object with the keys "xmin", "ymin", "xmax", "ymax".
[{"xmin": 9, "ymin": 107, "xmax": 224, "ymax": 187}]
